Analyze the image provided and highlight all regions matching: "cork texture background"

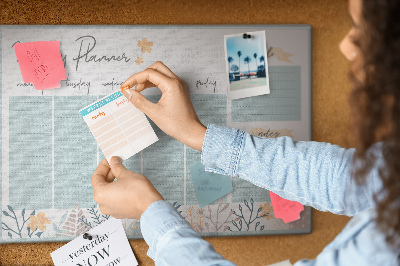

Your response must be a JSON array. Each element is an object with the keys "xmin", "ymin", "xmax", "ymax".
[{"xmin": 0, "ymin": 0, "xmax": 353, "ymax": 265}]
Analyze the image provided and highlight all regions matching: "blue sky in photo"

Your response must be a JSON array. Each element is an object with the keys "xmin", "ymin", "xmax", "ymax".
[{"xmin": 226, "ymin": 32, "xmax": 266, "ymax": 73}]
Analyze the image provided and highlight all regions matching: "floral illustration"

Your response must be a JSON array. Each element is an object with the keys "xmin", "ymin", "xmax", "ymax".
[
  {"xmin": 194, "ymin": 208, "xmax": 205, "ymax": 232},
  {"xmin": 135, "ymin": 57, "xmax": 144, "ymax": 65},
  {"xmin": 1, "ymin": 200, "xmax": 306, "ymax": 241},
  {"xmin": 260, "ymin": 202, "xmax": 289, "ymax": 230},
  {"xmin": 172, "ymin": 201, "xmax": 182, "ymax": 215},
  {"xmin": 181, "ymin": 200, "xmax": 233, "ymax": 233},
  {"xmin": 78, "ymin": 204, "xmax": 110, "ymax": 229},
  {"xmin": 227, "ymin": 198, "xmax": 268, "ymax": 232},
  {"xmin": 57, "ymin": 204, "xmax": 89, "ymax": 237},
  {"xmin": 27, "ymin": 212, "xmax": 51, "ymax": 231},
  {"xmin": 260, "ymin": 202, "xmax": 274, "ymax": 220},
  {"xmin": 122, "ymin": 219, "xmax": 140, "ymax": 236},
  {"xmin": 2, "ymin": 205, "xmax": 47, "ymax": 238},
  {"xmin": 184, "ymin": 207, "xmax": 206, "ymax": 233},
  {"xmin": 53, "ymin": 211, "xmax": 68, "ymax": 235},
  {"xmin": 267, "ymin": 47, "xmax": 293, "ymax": 63},
  {"xmin": 137, "ymin": 38, "xmax": 153, "ymax": 53},
  {"xmin": 183, "ymin": 206, "xmax": 196, "ymax": 228},
  {"xmin": 204, "ymin": 199, "xmax": 233, "ymax": 232}
]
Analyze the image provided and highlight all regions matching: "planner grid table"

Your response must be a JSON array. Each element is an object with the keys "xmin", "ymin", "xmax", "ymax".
[{"xmin": 0, "ymin": 25, "xmax": 311, "ymax": 243}]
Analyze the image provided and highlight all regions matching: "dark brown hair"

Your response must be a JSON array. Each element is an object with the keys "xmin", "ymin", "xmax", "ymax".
[{"xmin": 349, "ymin": 0, "xmax": 400, "ymax": 259}]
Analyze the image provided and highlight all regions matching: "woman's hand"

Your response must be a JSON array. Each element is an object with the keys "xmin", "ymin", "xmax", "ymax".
[
  {"xmin": 120, "ymin": 61, "xmax": 206, "ymax": 152},
  {"xmin": 91, "ymin": 157, "xmax": 164, "ymax": 220}
]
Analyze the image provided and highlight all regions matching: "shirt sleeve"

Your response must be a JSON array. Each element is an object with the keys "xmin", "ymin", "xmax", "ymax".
[
  {"xmin": 201, "ymin": 124, "xmax": 384, "ymax": 216},
  {"xmin": 140, "ymin": 200, "xmax": 237, "ymax": 266}
]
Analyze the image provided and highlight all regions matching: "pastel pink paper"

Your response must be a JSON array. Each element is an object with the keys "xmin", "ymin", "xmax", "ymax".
[
  {"xmin": 14, "ymin": 41, "xmax": 67, "ymax": 90},
  {"xmin": 269, "ymin": 191, "xmax": 304, "ymax": 223}
]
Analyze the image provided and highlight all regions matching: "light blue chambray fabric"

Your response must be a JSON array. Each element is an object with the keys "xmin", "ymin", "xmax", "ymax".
[{"xmin": 139, "ymin": 124, "xmax": 399, "ymax": 266}]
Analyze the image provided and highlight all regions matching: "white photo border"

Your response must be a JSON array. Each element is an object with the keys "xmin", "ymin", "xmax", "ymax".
[{"xmin": 224, "ymin": 30, "xmax": 270, "ymax": 100}]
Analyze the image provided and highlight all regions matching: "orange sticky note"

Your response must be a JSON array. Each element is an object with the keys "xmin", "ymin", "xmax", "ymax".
[
  {"xmin": 269, "ymin": 191, "xmax": 304, "ymax": 223},
  {"xmin": 14, "ymin": 41, "xmax": 67, "ymax": 90}
]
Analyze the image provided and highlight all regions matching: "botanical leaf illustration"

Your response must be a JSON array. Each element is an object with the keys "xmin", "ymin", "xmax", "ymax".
[{"xmin": 58, "ymin": 204, "xmax": 89, "ymax": 237}]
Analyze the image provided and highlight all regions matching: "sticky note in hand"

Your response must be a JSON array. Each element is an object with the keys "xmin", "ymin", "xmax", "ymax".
[
  {"xmin": 190, "ymin": 161, "xmax": 233, "ymax": 208},
  {"xmin": 269, "ymin": 191, "xmax": 304, "ymax": 223},
  {"xmin": 80, "ymin": 91, "xmax": 158, "ymax": 162},
  {"xmin": 14, "ymin": 41, "xmax": 67, "ymax": 90}
]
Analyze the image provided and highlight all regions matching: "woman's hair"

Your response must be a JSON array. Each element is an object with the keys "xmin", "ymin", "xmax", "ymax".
[{"xmin": 349, "ymin": 0, "xmax": 400, "ymax": 258}]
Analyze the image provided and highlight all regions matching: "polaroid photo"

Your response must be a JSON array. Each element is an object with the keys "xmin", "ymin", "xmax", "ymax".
[{"xmin": 224, "ymin": 30, "xmax": 270, "ymax": 100}]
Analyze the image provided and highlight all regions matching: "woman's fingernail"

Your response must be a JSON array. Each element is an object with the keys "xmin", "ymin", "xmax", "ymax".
[
  {"xmin": 120, "ymin": 85, "xmax": 130, "ymax": 92},
  {"xmin": 110, "ymin": 156, "xmax": 122, "ymax": 165},
  {"xmin": 124, "ymin": 89, "xmax": 133, "ymax": 100}
]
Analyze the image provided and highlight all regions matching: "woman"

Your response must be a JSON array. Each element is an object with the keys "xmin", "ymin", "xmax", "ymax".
[{"xmin": 91, "ymin": 0, "xmax": 400, "ymax": 264}]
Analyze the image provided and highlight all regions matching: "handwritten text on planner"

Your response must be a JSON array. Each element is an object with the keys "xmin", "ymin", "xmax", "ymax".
[{"xmin": 92, "ymin": 112, "xmax": 105, "ymax": 120}]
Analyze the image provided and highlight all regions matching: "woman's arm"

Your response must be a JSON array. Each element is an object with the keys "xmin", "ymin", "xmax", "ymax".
[
  {"xmin": 119, "ymin": 61, "xmax": 382, "ymax": 217},
  {"xmin": 202, "ymin": 124, "xmax": 383, "ymax": 216},
  {"xmin": 91, "ymin": 158, "xmax": 236, "ymax": 266},
  {"xmin": 141, "ymin": 201, "xmax": 236, "ymax": 266}
]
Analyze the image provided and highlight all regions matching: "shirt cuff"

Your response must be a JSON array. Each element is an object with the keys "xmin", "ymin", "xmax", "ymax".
[
  {"xmin": 140, "ymin": 200, "xmax": 191, "ymax": 260},
  {"xmin": 201, "ymin": 124, "xmax": 245, "ymax": 176}
]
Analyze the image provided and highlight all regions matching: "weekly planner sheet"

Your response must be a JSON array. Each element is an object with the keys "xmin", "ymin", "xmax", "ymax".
[{"xmin": 0, "ymin": 25, "xmax": 311, "ymax": 243}]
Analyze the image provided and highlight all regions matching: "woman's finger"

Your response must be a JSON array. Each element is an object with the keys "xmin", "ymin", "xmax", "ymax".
[
  {"xmin": 91, "ymin": 159, "xmax": 110, "ymax": 190},
  {"xmin": 105, "ymin": 169, "xmax": 116, "ymax": 183},
  {"xmin": 135, "ymin": 81, "xmax": 156, "ymax": 92},
  {"xmin": 146, "ymin": 61, "xmax": 179, "ymax": 80},
  {"xmin": 121, "ymin": 68, "xmax": 174, "ymax": 93}
]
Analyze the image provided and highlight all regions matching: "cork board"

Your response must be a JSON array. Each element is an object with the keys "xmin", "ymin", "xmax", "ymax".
[{"xmin": 0, "ymin": 0, "xmax": 352, "ymax": 265}]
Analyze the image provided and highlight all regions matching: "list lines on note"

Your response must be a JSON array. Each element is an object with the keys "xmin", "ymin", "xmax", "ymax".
[{"xmin": 80, "ymin": 91, "xmax": 158, "ymax": 162}]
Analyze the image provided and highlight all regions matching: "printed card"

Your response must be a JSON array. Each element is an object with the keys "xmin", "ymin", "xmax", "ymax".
[
  {"xmin": 80, "ymin": 91, "xmax": 158, "ymax": 162},
  {"xmin": 51, "ymin": 218, "xmax": 138, "ymax": 266},
  {"xmin": 224, "ymin": 30, "xmax": 270, "ymax": 100}
]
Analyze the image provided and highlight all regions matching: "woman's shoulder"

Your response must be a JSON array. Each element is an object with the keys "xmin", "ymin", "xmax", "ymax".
[{"xmin": 321, "ymin": 209, "xmax": 399, "ymax": 265}]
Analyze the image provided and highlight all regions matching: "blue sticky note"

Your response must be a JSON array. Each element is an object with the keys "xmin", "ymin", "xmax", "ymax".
[{"xmin": 190, "ymin": 161, "xmax": 233, "ymax": 208}]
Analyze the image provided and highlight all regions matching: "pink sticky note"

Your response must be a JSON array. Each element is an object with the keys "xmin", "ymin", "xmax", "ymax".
[
  {"xmin": 14, "ymin": 41, "xmax": 67, "ymax": 90},
  {"xmin": 269, "ymin": 191, "xmax": 304, "ymax": 223}
]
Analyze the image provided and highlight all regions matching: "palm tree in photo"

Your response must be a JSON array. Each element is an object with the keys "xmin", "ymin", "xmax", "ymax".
[
  {"xmin": 227, "ymin": 56, "xmax": 234, "ymax": 72},
  {"xmin": 253, "ymin": 53, "xmax": 258, "ymax": 76},
  {"xmin": 244, "ymin": 56, "xmax": 251, "ymax": 78},
  {"xmin": 260, "ymin": 55, "xmax": 266, "ymax": 76},
  {"xmin": 237, "ymin": 51, "xmax": 242, "ymax": 78},
  {"xmin": 227, "ymin": 56, "xmax": 234, "ymax": 83}
]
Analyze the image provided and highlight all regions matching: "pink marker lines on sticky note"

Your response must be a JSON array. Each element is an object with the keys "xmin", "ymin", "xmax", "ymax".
[
  {"xmin": 14, "ymin": 41, "xmax": 67, "ymax": 90},
  {"xmin": 269, "ymin": 191, "xmax": 304, "ymax": 223}
]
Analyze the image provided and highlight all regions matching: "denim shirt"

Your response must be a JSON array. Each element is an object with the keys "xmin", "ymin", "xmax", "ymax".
[{"xmin": 140, "ymin": 124, "xmax": 399, "ymax": 265}]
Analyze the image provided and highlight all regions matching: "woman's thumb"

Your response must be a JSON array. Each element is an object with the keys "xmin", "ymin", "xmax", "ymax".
[
  {"xmin": 122, "ymin": 89, "xmax": 155, "ymax": 116},
  {"xmin": 109, "ymin": 156, "xmax": 128, "ymax": 178}
]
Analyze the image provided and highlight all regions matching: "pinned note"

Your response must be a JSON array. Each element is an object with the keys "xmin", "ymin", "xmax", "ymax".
[
  {"xmin": 269, "ymin": 191, "xmax": 304, "ymax": 223},
  {"xmin": 190, "ymin": 161, "xmax": 233, "ymax": 208},
  {"xmin": 51, "ymin": 218, "xmax": 138, "ymax": 266},
  {"xmin": 14, "ymin": 41, "xmax": 67, "ymax": 90}
]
